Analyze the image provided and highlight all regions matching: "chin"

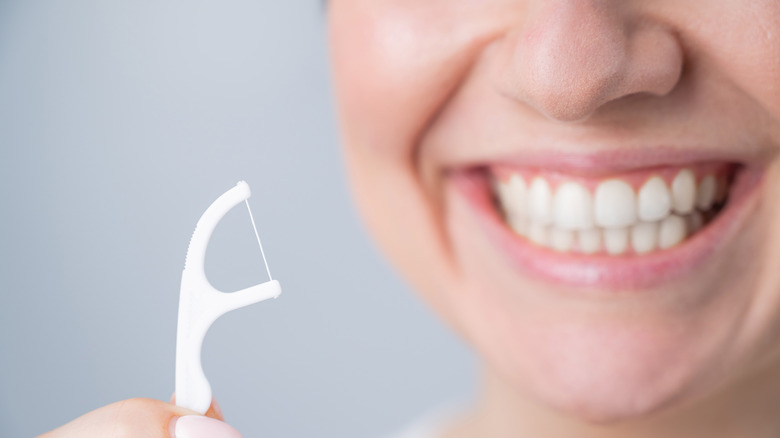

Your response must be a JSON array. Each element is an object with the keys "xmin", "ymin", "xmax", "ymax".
[
  {"xmin": 463, "ymin": 307, "xmax": 713, "ymax": 424},
  {"xmin": 523, "ymin": 330, "xmax": 695, "ymax": 424}
]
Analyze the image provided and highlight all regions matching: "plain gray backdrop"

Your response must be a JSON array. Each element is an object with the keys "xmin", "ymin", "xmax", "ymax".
[{"xmin": 0, "ymin": 1, "xmax": 475, "ymax": 437}]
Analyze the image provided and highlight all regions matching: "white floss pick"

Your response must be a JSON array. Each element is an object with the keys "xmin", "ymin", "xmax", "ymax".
[{"xmin": 174, "ymin": 181, "xmax": 281, "ymax": 414}]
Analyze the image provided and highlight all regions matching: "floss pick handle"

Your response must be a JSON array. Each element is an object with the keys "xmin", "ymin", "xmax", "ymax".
[{"xmin": 175, "ymin": 181, "xmax": 281, "ymax": 414}]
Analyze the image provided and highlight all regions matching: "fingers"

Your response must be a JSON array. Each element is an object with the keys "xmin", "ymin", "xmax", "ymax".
[
  {"xmin": 171, "ymin": 415, "xmax": 241, "ymax": 438},
  {"xmin": 169, "ymin": 394, "xmax": 225, "ymax": 421},
  {"xmin": 204, "ymin": 398, "xmax": 224, "ymax": 421},
  {"xmin": 38, "ymin": 398, "xmax": 241, "ymax": 438},
  {"xmin": 39, "ymin": 398, "xmax": 193, "ymax": 438}
]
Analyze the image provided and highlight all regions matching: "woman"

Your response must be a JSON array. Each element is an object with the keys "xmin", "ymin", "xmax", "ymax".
[{"xmin": 42, "ymin": 1, "xmax": 780, "ymax": 437}]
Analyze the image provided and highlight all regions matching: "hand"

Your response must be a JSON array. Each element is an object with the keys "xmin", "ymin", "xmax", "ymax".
[{"xmin": 38, "ymin": 397, "xmax": 242, "ymax": 438}]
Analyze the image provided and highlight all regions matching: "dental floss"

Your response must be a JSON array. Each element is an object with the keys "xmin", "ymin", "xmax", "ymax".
[
  {"xmin": 245, "ymin": 199, "xmax": 272, "ymax": 280},
  {"xmin": 175, "ymin": 181, "xmax": 281, "ymax": 414}
]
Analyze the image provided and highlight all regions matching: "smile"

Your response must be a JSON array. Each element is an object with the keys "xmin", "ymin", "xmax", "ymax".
[
  {"xmin": 490, "ymin": 164, "xmax": 732, "ymax": 255},
  {"xmin": 451, "ymin": 154, "xmax": 764, "ymax": 290}
]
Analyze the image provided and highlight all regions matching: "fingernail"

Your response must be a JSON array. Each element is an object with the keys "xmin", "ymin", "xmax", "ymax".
[{"xmin": 171, "ymin": 415, "xmax": 242, "ymax": 438}]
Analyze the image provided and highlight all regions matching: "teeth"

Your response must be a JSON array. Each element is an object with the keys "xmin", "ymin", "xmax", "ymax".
[
  {"xmin": 578, "ymin": 229, "xmax": 602, "ymax": 254},
  {"xmin": 493, "ymin": 167, "xmax": 729, "ymax": 256},
  {"xmin": 553, "ymin": 182, "xmax": 594, "ymax": 230},
  {"xmin": 498, "ymin": 174, "xmax": 527, "ymax": 220},
  {"xmin": 528, "ymin": 223, "xmax": 548, "ymax": 246},
  {"xmin": 550, "ymin": 228, "xmax": 575, "ymax": 252},
  {"xmin": 671, "ymin": 169, "xmax": 696, "ymax": 214},
  {"xmin": 507, "ymin": 215, "xmax": 528, "ymax": 237},
  {"xmin": 528, "ymin": 177, "xmax": 553, "ymax": 224},
  {"xmin": 603, "ymin": 227, "xmax": 629, "ymax": 255},
  {"xmin": 638, "ymin": 176, "xmax": 671, "ymax": 221},
  {"xmin": 594, "ymin": 179, "xmax": 637, "ymax": 228},
  {"xmin": 631, "ymin": 221, "xmax": 658, "ymax": 254},
  {"xmin": 696, "ymin": 175, "xmax": 717, "ymax": 210},
  {"xmin": 658, "ymin": 215, "xmax": 687, "ymax": 249},
  {"xmin": 686, "ymin": 211, "xmax": 704, "ymax": 234}
]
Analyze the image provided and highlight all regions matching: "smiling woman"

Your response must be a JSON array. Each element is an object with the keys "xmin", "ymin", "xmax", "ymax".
[
  {"xmin": 329, "ymin": 0, "xmax": 780, "ymax": 437},
  {"xmin": 30, "ymin": 0, "xmax": 780, "ymax": 437}
]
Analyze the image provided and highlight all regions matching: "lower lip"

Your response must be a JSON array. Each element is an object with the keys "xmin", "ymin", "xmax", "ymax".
[{"xmin": 450, "ymin": 166, "xmax": 762, "ymax": 291}]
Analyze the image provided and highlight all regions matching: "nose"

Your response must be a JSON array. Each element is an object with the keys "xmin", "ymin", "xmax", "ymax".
[{"xmin": 495, "ymin": 1, "xmax": 683, "ymax": 122}]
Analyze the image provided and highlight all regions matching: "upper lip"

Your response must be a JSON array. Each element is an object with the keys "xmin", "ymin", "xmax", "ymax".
[
  {"xmin": 483, "ymin": 147, "xmax": 751, "ymax": 174},
  {"xmin": 432, "ymin": 143, "xmax": 769, "ymax": 180},
  {"xmin": 424, "ymin": 125, "xmax": 774, "ymax": 175}
]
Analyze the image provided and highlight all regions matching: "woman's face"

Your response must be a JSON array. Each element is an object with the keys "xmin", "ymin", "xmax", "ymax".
[{"xmin": 329, "ymin": 0, "xmax": 780, "ymax": 422}]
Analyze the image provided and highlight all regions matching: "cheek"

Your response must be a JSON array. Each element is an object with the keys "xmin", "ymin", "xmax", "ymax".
[
  {"xmin": 328, "ymin": 2, "xmax": 502, "ymax": 162},
  {"xmin": 685, "ymin": 1, "xmax": 780, "ymax": 120},
  {"xmin": 329, "ymin": 4, "xmax": 440, "ymax": 158},
  {"xmin": 327, "ymin": 2, "xmax": 503, "ymax": 312},
  {"xmin": 737, "ymin": 165, "xmax": 780, "ymax": 358}
]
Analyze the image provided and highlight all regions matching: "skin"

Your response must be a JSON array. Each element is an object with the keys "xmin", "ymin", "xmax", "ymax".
[
  {"xmin": 38, "ymin": 398, "xmax": 229, "ymax": 437},
  {"xmin": 329, "ymin": 0, "xmax": 780, "ymax": 437}
]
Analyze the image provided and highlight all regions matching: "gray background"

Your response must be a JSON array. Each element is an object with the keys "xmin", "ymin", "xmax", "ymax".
[{"xmin": 0, "ymin": 1, "xmax": 475, "ymax": 437}]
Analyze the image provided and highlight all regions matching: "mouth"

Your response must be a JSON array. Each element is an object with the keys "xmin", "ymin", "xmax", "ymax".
[
  {"xmin": 451, "ymin": 155, "xmax": 763, "ymax": 290},
  {"xmin": 492, "ymin": 163, "xmax": 733, "ymax": 255}
]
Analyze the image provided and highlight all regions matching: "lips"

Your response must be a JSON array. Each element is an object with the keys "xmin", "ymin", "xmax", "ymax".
[{"xmin": 450, "ymin": 158, "xmax": 763, "ymax": 290}]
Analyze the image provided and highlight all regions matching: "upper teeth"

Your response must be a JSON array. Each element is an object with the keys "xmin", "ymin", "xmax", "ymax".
[{"xmin": 493, "ymin": 168, "xmax": 727, "ymax": 255}]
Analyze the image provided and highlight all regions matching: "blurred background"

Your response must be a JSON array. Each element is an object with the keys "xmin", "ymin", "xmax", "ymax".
[{"xmin": 0, "ymin": 1, "xmax": 474, "ymax": 436}]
